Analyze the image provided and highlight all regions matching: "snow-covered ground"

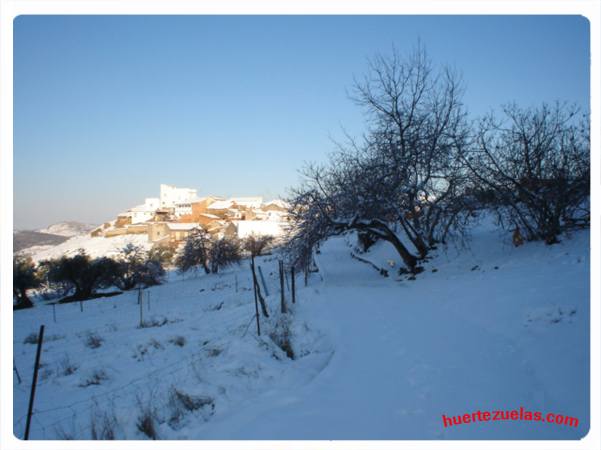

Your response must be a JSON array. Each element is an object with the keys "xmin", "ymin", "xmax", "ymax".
[
  {"xmin": 37, "ymin": 222, "xmax": 97, "ymax": 238},
  {"xmin": 23, "ymin": 234, "xmax": 152, "ymax": 263},
  {"xmin": 13, "ymin": 219, "xmax": 589, "ymax": 440}
]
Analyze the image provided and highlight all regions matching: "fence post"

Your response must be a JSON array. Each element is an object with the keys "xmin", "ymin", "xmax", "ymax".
[
  {"xmin": 24, "ymin": 324, "xmax": 45, "ymax": 440},
  {"xmin": 257, "ymin": 265, "xmax": 269, "ymax": 297},
  {"xmin": 147, "ymin": 291, "xmax": 151, "ymax": 311},
  {"xmin": 139, "ymin": 290, "xmax": 144, "ymax": 328},
  {"xmin": 52, "ymin": 304, "xmax": 56, "ymax": 323},
  {"xmin": 235, "ymin": 274, "xmax": 238, "ymax": 293},
  {"xmin": 279, "ymin": 261, "xmax": 287, "ymax": 314},
  {"xmin": 284, "ymin": 267, "xmax": 290, "ymax": 292},
  {"xmin": 251, "ymin": 258, "xmax": 261, "ymax": 336},
  {"xmin": 13, "ymin": 358, "xmax": 22, "ymax": 384},
  {"xmin": 80, "ymin": 300, "xmax": 83, "ymax": 312},
  {"xmin": 291, "ymin": 267, "xmax": 296, "ymax": 304}
]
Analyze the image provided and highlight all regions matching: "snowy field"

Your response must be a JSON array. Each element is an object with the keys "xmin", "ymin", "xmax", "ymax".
[
  {"xmin": 13, "ymin": 219, "xmax": 589, "ymax": 440},
  {"xmin": 23, "ymin": 234, "xmax": 151, "ymax": 264}
]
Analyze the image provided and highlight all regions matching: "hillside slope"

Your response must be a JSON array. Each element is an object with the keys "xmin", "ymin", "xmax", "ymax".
[
  {"xmin": 13, "ymin": 221, "xmax": 589, "ymax": 440},
  {"xmin": 38, "ymin": 222, "xmax": 97, "ymax": 237}
]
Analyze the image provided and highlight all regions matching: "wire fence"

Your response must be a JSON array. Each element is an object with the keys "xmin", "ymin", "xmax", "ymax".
[{"xmin": 13, "ymin": 260, "xmax": 298, "ymax": 440}]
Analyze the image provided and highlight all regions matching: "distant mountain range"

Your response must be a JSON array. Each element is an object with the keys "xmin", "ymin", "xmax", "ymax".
[{"xmin": 13, "ymin": 221, "xmax": 97, "ymax": 253}]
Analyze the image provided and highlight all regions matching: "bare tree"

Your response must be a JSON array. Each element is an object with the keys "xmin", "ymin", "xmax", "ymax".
[
  {"xmin": 286, "ymin": 44, "xmax": 474, "ymax": 274},
  {"xmin": 243, "ymin": 233, "xmax": 274, "ymax": 257},
  {"xmin": 463, "ymin": 102, "xmax": 589, "ymax": 244},
  {"xmin": 209, "ymin": 237, "xmax": 242, "ymax": 273},
  {"xmin": 175, "ymin": 228, "xmax": 211, "ymax": 274}
]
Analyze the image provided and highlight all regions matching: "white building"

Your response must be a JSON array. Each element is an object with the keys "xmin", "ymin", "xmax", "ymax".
[
  {"xmin": 160, "ymin": 184, "xmax": 198, "ymax": 208},
  {"xmin": 128, "ymin": 197, "xmax": 160, "ymax": 224},
  {"xmin": 235, "ymin": 220, "xmax": 287, "ymax": 239},
  {"xmin": 230, "ymin": 197, "xmax": 263, "ymax": 209}
]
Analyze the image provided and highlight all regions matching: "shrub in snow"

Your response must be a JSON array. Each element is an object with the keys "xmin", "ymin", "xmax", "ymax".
[
  {"xmin": 167, "ymin": 387, "xmax": 215, "ymax": 428},
  {"xmin": 205, "ymin": 347, "xmax": 222, "ymax": 357},
  {"xmin": 168, "ymin": 336, "xmax": 186, "ymax": 347},
  {"xmin": 269, "ymin": 314, "xmax": 295, "ymax": 360},
  {"xmin": 133, "ymin": 338, "xmax": 164, "ymax": 361},
  {"xmin": 135, "ymin": 396, "xmax": 159, "ymax": 440},
  {"xmin": 23, "ymin": 332, "xmax": 39, "ymax": 344},
  {"xmin": 84, "ymin": 332, "xmax": 104, "ymax": 349},
  {"xmin": 90, "ymin": 406, "xmax": 119, "ymax": 440},
  {"xmin": 58, "ymin": 354, "xmax": 78, "ymax": 376},
  {"xmin": 79, "ymin": 368, "xmax": 109, "ymax": 387}
]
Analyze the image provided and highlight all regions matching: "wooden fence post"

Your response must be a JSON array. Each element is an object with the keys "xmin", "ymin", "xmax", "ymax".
[
  {"xmin": 257, "ymin": 265, "xmax": 269, "ymax": 296},
  {"xmin": 291, "ymin": 267, "xmax": 296, "ymax": 304},
  {"xmin": 284, "ymin": 267, "xmax": 290, "ymax": 292},
  {"xmin": 279, "ymin": 261, "xmax": 287, "ymax": 314},
  {"xmin": 139, "ymin": 290, "xmax": 144, "ymax": 328},
  {"xmin": 24, "ymin": 324, "xmax": 44, "ymax": 440},
  {"xmin": 80, "ymin": 300, "xmax": 83, "ymax": 312},
  {"xmin": 251, "ymin": 258, "xmax": 261, "ymax": 336},
  {"xmin": 13, "ymin": 358, "xmax": 22, "ymax": 384},
  {"xmin": 52, "ymin": 304, "xmax": 56, "ymax": 323}
]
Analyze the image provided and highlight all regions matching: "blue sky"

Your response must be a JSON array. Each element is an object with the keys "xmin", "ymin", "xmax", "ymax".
[{"xmin": 14, "ymin": 15, "xmax": 589, "ymax": 229}]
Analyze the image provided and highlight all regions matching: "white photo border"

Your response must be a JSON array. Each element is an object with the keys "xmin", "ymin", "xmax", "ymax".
[{"xmin": 1, "ymin": 1, "xmax": 598, "ymax": 450}]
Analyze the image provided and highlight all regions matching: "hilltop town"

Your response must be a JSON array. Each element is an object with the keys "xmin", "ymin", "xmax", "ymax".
[{"xmin": 90, "ymin": 184, "xmax": 290, "ymax": 247}]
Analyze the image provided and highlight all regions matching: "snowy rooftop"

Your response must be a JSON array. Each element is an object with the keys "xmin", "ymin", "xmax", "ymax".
[
  {"xmin": 264, "ymin": 199, "xmax": 290, "ymax": 209},
  {"xmin": 166, "ymin": 223, "xmax": 200, "ymax": 231},
  {"xmin": 207, "ymin": 200, "xmax": 234, "ymax": 210}
]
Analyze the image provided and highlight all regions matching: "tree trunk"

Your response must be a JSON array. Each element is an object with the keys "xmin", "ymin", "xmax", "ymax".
[{"xmin": 345, "ymin": 219, "xmax": 419, "ymax": 273}]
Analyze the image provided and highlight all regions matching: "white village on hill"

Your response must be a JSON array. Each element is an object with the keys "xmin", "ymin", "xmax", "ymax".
[{"xmin": 91, "ymin": 184, "xmax": 290, "ymax": 246}]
